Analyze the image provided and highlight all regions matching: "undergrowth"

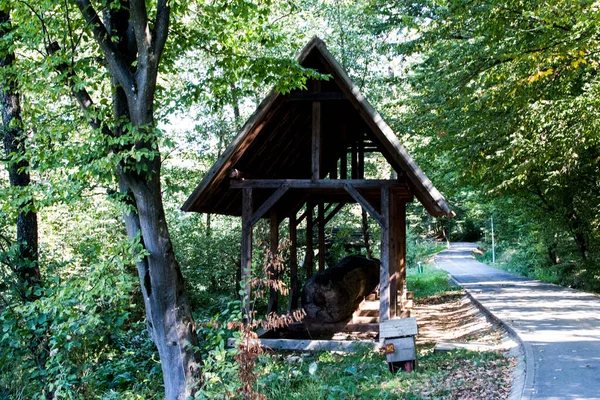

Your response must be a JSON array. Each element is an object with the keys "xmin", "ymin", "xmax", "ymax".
[
  {"xmin": 255, "ymin": 347, "xmax": 511, "ymax": 399},
  {"xmin": 407, "ymin": 263, "xmax": 456, "ymax": 299}
]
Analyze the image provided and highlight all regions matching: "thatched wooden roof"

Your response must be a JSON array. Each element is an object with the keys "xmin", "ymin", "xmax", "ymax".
[{"xmin": 182, "ymin": 37, "xmax": 451, "ymax": 218}]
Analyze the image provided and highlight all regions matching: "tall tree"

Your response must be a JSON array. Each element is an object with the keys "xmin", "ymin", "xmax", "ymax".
[
  {"xmin": 378, "ymin": 0, "xmax": 600, "ymax": 277},
  {"xmin": 67, "ymin": 0, "xmax": 201, "ymax": 397},
  {"xmin": 0, "ymin": 6, "xmax": 40, "ymax": 301}
]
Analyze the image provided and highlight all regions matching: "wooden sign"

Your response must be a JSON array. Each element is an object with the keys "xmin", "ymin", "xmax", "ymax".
[
  {"xmin": 384, "ymin": 343, "xmax": 395, "ymax": 354},
  {"xmin": 379, "ymin": 317, "xmax": 418, "ymax": 339}
]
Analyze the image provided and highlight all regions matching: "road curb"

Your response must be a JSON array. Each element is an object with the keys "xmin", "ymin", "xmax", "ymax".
[{"xmin": 438, "ymin": 260, "xmax": 535, "ymax": 400}]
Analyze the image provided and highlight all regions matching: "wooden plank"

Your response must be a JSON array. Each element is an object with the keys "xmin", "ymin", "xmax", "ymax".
[
  {"xmin": 384, "ymin": 337, "xmax": 416, "ymax": 362},
  {"xmin": 392, "ymin": 196, "xmax": 406, "ymax": 314},
  {"xmin": 289, "ymin": 91, "xmax": 347, "ymax": 101},
  {"xmin": 286, "ymin": 321, "xmax": 379, "ymax": 333},
  {"xmin": 340, "ymin": 122, "xmax": 348, "ymax": 179},
  {"xmin": 379, "ymin": 317, "xmax": 418, "ymax": 339},
  {"xmin": 267, "ymin": 210, "xmax": 279, "ymax": 315},
  {"xmin": 351, "ymin": 142, "xmax": 358, "ymax": 179},
  {"xmin": 227, "ymin": 338, "xmax": 381, "ymax": 352},
  {"xmin": 312, "ymin": 80, "xmax": 321, "ymax": 180},
  {"xmin": 305, "ymin": 202, "xmax": 314, "ymax": 278},
  {"xmin": 434, "ymin": 341, "xmax": 498, "ymax": 353},
  {"xmin": 241, "ymin": 188, "xmax": 253, "ymax": 323},
  {"xmin": 249, "ymin": 183, "xmax": 290, "ymax": 226},
  {"xmin": 344, "ymin": 184, "xmax": 384, "ymax": 226},
  {"xmin": 358, "ymin": 138, "xmax": 365, "ymax": 179},
  {"xmin": 231, "ymin": 179, "xmax": 409, "ymax": 190},
  {"xmin": 323, "ymin": 203, "xmax": 345, "ymax": 226},
  {"xmin": 318, "ymin": 202, "xmax": 325, "ymax": 272},
  {"xmin": 379, "ymin": 187, "xmax": 390, "ymax": 322},
  {"xmin": 289, "ymin": 213, "xmax": 299, "ymax": 311}
]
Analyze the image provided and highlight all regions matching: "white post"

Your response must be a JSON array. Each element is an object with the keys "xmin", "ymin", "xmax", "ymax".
[{"xmin": 491, "ymin": 215, "xmax": 496, "ymax": 265}]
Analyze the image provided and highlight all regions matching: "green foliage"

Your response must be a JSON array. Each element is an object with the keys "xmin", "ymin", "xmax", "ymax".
[
  {"xmin": 407, "ymin": 263, "xmax": 455, "ymax": 299},
  {"xmin": 0, "ymin": 236, "xmax": 160, "ymax": 398},
  {"xmin": 253, "ymin": 347, "xmax": 509, "ymax": 399}
]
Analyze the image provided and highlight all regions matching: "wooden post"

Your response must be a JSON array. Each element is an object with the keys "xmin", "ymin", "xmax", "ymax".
[
  {"xmin": 351, "ymin": 141, "xmax": 358, "ymax": 179},
  {"xmin": 379, "ymin": 187, "xmax": 391, "ymax": 322},
  {"xmin": 267, "ymin": 210, "xmax": 279, "ymax": 315},
  {"xmin": 241, "ymin": 188, "xmax": 253, "ymax": 323},
  {"xmin": 305, "ymin": 202, "xmax": 314, "ymax": 278},
  {"xmin": 318, "ymin": 201, "xmax": 325, "ymax": 272},
  {"xmin": 289, "ymin": 213, "xmax": 299, "ymax": 311},
  {"xmin": 391, "ymin": 194, "xmax": 406, "ymax": 317},
  {"xmin": 340, "ymin": 120, "xmax": 348, "ymax": 179},
  {"xmin": 312, "ymin": 81, "xmax": 321, "ymax": 180},
  {"xmin": 358, "ymin": 136, "xmax": 365, "ymax": 179}
]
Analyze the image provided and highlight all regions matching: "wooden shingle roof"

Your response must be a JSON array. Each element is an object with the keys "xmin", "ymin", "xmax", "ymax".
[{"xmin": 182, "ymin": 37, "xmax": 451, "ymax": 218}]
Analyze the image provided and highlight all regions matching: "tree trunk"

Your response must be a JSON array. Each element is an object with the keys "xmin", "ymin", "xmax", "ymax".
[
  {"xmin": 0, "ymin": 9, "xmax": 40, "ymax": 299},
  {"xmin": 120, "ymin": 166, "xmax": 201, "ymax": 398},
  {"xmin": 70, "ymin": 1, "xmax": 203, "ymax": 397}
]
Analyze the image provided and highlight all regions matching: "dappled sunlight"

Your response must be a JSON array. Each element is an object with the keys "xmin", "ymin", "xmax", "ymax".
[{"xmin": 436, "ymin": 244, "xmax": 600, "ymax": 399}]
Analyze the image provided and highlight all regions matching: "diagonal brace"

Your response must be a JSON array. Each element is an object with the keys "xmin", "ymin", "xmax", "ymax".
[
  {"xmin": 250, "ymin": 183, "xmax": 291, "ymax": 226},
  {"xmin": 344, "ymin": 184, "xmax": 384, "ymax": 226}
]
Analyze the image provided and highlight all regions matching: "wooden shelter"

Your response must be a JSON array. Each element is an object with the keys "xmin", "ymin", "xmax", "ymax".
[{"xmin": 182, "ymin": 37, "xmax": 451, "ymax": 328}]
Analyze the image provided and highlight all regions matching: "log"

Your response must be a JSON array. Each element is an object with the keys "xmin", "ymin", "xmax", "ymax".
[{"xmin": 302, "ymin": 255, "xmax": 380, "ymax": 323}]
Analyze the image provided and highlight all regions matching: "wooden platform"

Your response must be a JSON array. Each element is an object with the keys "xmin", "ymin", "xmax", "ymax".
[{"xmin": 227, "ymin": 337, "xmax": 382, "ymax": 352}]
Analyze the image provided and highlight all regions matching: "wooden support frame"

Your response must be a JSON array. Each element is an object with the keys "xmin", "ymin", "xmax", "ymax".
[
  {"xmin": 231, "ymin": 179, "xmax": 408, "ymax": 189},
  {"xmin": 379, "ymin": 187, "xmax": 391, "ymax": 322},
  {"xmin": 312, "ymin": 80, "xmax": 321, "ymax": 180},
  {"xmin": 391, "ymin": 194, "xmax": 406, "ymax": 317},
  {"xmin": 227, "ymin": 338, "xmax": 381, "ymax": 352},
  {"xmin": 289, "ymin": 91, "xmax": 347, "ymax": 101},
  {"xmin": 289, "ymin": 213, "xmax": 299, "ymax": 311},
  {"xmin": 343, "ymin": 184, "xmax": 384, "ymax": 226},
  {"xmin": 305, "ymin": 202, "xmax": 314, "ymax": 278},
  {"xmin": 241, "ymin": 188, "xmax": 253, "ymax": 322},
  {"xmin": 323, "ymin": 203, "xmax": 345, "ymax": 225},
  {"xmin": 267, "ymin": 210, "xmax": 280, "ymax": 315},
  {"xmin": 318, "ymin": 202, "xmax": 325, "ymax": 272},
  {"xmin": 249, "ymin": 183, "xmax": 290, "ymax": 226}
]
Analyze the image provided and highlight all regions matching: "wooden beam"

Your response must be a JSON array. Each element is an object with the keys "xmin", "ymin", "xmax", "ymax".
[
  {"xmin": 267, "ymin": 210, "xmax": 279, "ymax": 315},
  {"xmin": 231, "ymin": 179, "xmax": 409, "ymax": 189},
  {"xmin": 229, "ymin": 169, "xmax": 257, "ymax": 180},
  {"xmin": 312, "ymin": 81, "xmax": 321, "ymax": 180},
  {"xmin": 226, "ymin": 337, "xmax": 381, "ymax": 352},
  {"xmin": 318, "ymin": 202, "xmax": 325, "ymax": 272},
  {"xmin": 289, "ymin": 91, "xmax": 347, "ymax": 101},
  {"xmin": 391, "ymin": 195, "xmax": 406, "ymax": 317},
  {"xmin": 249, "ymin": 183, "xmax": 290, "ymax": 226},
  {"xmin": 286, "ymin": 321, "xmax": 379, "ymax": 333},
  {"xmin": 305, "ymin": 202, "xmax": 314, "ymax": 278},
  {"xmin": 323, "ymin": 203, "xmax": 345, "ymax": 226},
  {"xmin": 358, "ymin": 139, "xmax": 365, "ymax": 179},
  {"xmin": 241, "ymin": 188, "xmax": 253, "ymax": 323},
  {"xmin": 340, "ymin": 122, "xmax": 348, "ymax": 179},
  {"xmin": 351, "ymin": 141, "xmax": 358, "ymax": 179},
  {"xmin": 343, "ymin": 184, "xmax": 384, "ymax": 226},
  {"xmin": 289, "ymin": 213, "xmax": 299, "ymax": 311},
  {"xmin": 379, "ymin": 187, "xmax": 390, "ymax": 323}
]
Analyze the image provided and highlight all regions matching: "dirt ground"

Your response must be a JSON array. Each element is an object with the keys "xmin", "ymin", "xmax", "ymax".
[{"xmin": 414, "ymin": 290, "xmax": 507, "ymax": 346}]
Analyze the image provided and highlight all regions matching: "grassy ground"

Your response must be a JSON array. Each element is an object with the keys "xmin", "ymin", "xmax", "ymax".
[
  {"xmin": 250, "ymin": 265, "xmax": 514, "ymax": 399},
  {"xmin": 256, "ymin": 340, "xmax": 512, "ymax": 399},
  {"xmin": 407, "ymin": 263, "xmax": 455, "ymax": 299}
]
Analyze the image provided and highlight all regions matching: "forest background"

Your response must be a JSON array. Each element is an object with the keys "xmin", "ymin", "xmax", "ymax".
[{"xmin": 1, "ymin": 0, "xmax": 598, "ymax": 398}]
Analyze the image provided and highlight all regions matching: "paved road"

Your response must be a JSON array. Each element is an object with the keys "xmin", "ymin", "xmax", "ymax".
[{"xmin": 435, "ymin": 243, "xmax": 600, "ymax": 400}]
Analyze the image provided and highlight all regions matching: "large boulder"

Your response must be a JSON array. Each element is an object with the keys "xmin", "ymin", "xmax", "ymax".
[{"xmin": 302, "ymin": 255, "xmax": 379, "ymax": 323}]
